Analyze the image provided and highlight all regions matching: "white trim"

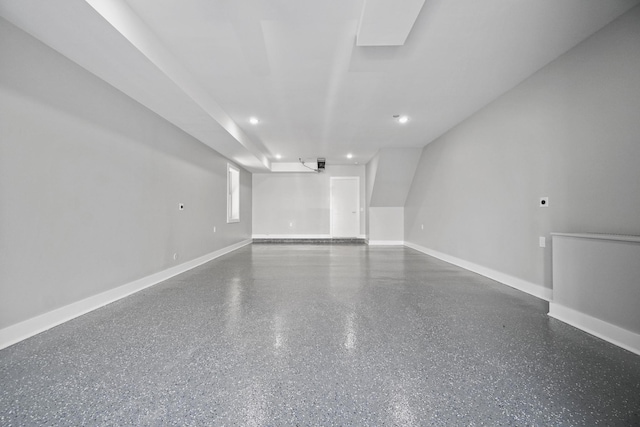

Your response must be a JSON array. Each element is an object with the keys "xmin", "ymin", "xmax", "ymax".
[
  {"xmin": 551, "ymin": 232, "xmax": 640, "ymax": 244},
  {"xmin": 270, "ymin": 162, "xmax": 316, "ymax": 173},
  {"xmin": 252, "ymin": 234, "xmax": 332, "ymax": 239},
  {"xmin": 368, "ymin": 240, "xmax": 405, "ymax": 246},
  {"xmin": 549, "ymin": 303, "xmax": 640, "ymax": 356},
  {"xmin": 404, "ymin": 242, "xmax": 553, "ymax": 301},
  {"xmin": 0, "ymin": 239, "xmax": 252, "ymax": 350}
]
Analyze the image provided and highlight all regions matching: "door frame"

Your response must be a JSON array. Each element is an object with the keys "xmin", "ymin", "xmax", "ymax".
[{"xmin": 329, "ymin": 176, "xmax": 360, "ymax": 238}]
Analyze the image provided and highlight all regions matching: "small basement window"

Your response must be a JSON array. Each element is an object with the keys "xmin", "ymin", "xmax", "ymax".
[{"xmin": 227, "ymin": 163, "xmax": 240, "ymax": 223}]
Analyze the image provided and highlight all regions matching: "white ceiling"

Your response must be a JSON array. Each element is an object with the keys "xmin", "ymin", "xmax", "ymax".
[{"xmin": 2, "ymin": 0, "xmax": 639, "ymax": 172}]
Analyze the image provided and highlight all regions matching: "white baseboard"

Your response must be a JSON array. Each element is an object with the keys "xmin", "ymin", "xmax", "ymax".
[
  {"xmin": 404, "ymin": 242, "xmax": 553, "ymax": 301},
  {"xmin": 252, "ymin": 234, "xmax": 332, "ymax": 239},
  {"xmin": 253, "ymin": 234, "xmax": 367, "ymax": 240},
  {"xmin": 368, "ymin": 240, "xmax": 405, "ymax": 246},
  {"xmin": 0, "ymin": 239, "xmax": 252, "ymax": 350},
  {"xmin": 549, "ymin": 303, "xmax": 640, "ymax": 356}
]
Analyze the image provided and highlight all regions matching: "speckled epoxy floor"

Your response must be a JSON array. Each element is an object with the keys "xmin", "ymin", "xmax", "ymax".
[{"xmin": 1, "ymin": 245, "xmax": 640, "ymax": 426}]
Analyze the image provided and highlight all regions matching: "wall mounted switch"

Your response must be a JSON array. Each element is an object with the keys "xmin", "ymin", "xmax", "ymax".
[{"xmin": 539, "ymin": 237, "xmax": 546, "ymax": 247}]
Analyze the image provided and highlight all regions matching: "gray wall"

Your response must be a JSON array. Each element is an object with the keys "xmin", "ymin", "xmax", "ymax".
[
  {"xmin": 404, "ymin": 6, "xmax": 640, "ymax": 291},
  {"xmin": 365, "ymin": 153, "xmax": 380, "ymax": 237},
  {"xmin": 0, "ymin": 19, "xmax": 252, "ymax": 329},
  {"xmin": 253, "ymin": 165, "xmax": 365, "ymax": 237},
  {"xmin": 369, "ymin": 148, "xmax": 422, "ymax": 208},
  {"xmin": 369, "ymin": 207, "xmax": 404, "ymax": 243},
  {"xmin": 366, "ymin": 148, "xmax": 421, "ymax": 243},
  {"xmin": 551, "ymin": 234, "xmax": 640, "ymax": 337}
]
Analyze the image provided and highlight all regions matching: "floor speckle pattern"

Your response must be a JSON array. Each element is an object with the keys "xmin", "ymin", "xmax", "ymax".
[{"xmin": 1, "ymin": 245, "xmax": 640, "ymax": 426}]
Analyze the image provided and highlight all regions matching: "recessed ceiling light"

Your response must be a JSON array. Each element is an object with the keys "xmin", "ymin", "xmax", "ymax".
[
  {"xmin": 275, "ymin": 154, "xmax": 282, "ymax": 159},
  {"xmin": 398, "ymin": 115, "xmax": 409, "ymax": 124},
  {"xmin": 249, "ymin": 117, "xmax": 259, "ymax": 125},
  {"xmin": 347, "ymin": 153, "xmax": 353, "ymax": 159}
]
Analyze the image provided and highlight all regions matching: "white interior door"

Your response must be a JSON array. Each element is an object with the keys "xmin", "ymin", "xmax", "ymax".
[{"xmin": 330, "ymin": 177, "xmax": 360, "ymax": 238}]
